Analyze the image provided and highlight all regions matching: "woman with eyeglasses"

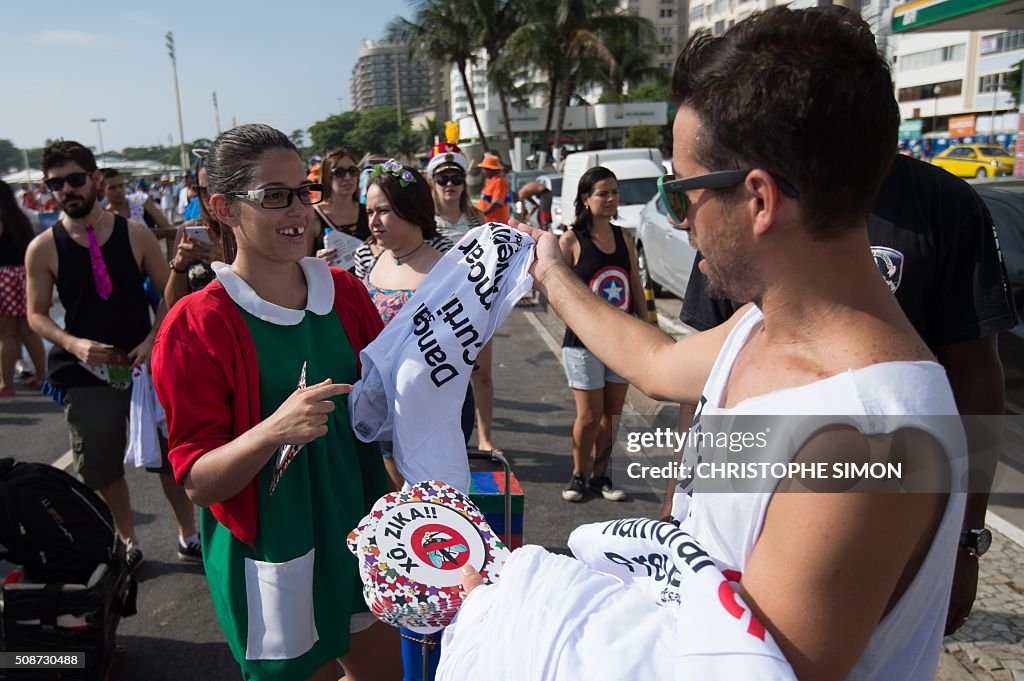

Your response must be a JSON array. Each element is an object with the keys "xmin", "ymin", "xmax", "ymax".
[
  {"xmin": 308, "ymin": 147, "xmax": 369, "ymax": 270},
  {"xmin": 151, "ymin": 124, "xmax": 399, "ymax": 681},
  {"xmin": 559, "ymin": 166, "xmax": 646, "ymax": 504},
  {"xmin": 164, "ymin": 155, "xmax": 228, "ymax": 307}
]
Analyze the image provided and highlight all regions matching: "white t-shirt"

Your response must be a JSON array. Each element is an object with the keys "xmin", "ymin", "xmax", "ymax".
[
  {"xmin": 177, "ymin": 186, "xmax": 191, "ymax": 215},
  {"xmin": 349, "ymin": 223, "xmax": 534, "ymax": 492},
  {"xmin": 439, "ymin": 305, "xmax": 965, "ymax": 681},
  {"xmin": 673, "ymin": 306, "xmax": 966, "ymax": 681}
]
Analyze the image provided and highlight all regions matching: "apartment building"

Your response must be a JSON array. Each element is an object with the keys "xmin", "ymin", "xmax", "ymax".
[
  {"xmin": 893, "ymin": 28, "xmax": 1024, "ymax": 143},
  {"xmin": 688, "ymin": 0, "xmax": 830, "ymax": 36},
  {"xmin": 623, "ymin": 0, "xmax": 688, "ymax": 73},
  {"xmin": 350, "ymin": 40, "xmax": 447, "ymax": 117}
]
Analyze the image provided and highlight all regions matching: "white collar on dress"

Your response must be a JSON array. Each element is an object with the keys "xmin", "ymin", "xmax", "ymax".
[{"xmin": 211, "ymin": 257, "xmax": 333, "ymax": 326}]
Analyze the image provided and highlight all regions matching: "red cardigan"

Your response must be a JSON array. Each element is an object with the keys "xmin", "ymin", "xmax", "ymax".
[{"xmin": 151, "ymin": 268, "xmax": 384, "ymax": 546}]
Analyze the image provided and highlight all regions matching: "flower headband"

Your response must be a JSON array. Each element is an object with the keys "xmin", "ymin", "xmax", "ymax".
[{"xmin": 370, "ymin": 159, "xmax": 417, "ymax": 188}]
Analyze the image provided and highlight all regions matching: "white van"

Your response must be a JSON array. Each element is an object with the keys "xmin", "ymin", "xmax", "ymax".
[{"xmin": 557, "ymin": 148, "xmax": 664, "ymax": 235}]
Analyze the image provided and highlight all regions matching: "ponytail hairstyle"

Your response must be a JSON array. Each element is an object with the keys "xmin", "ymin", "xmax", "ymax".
[
  {"xmin": 571, "ymin": 166, "xmax": 618, "ymax": 237},
  {"xmin": 193, "ymin": 155, "xmax": 232, "ymax": 262}
]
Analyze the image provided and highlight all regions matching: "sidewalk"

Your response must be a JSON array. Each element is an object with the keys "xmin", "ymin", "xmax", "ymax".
[{"xmin": 938, "ymin": 529, "xmax": 1024, "ymax": 680}]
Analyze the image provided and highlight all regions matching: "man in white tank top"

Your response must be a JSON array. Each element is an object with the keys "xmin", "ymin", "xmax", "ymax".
[{"xmin": 452, "ymin": 7, "xmax": 966, "ymax": 680}]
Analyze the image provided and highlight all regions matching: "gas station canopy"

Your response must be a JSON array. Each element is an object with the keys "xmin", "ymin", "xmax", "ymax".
[{"xmin": 893, "ymin": 0, "xmax": 1024, "ymax": 33}]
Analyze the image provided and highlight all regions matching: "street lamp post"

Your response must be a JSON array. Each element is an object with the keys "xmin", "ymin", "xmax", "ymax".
[
  {"xmin": 990, "ymin": 81, "xmax": 1000, "ymax": 144},
  {"xmin": 90, "ymin": 118, "xmax": 107, "ymax": 161},
  {"xmin": 932, "ymin": 84, "xmax": 942, "ymax": 135},
  {"xmin": 212, "ymin": 91, "xmax": 222, "ymax": 136},
  {"xmin": 165, "ymin": 31, "xmax": 189, "ymax": 171}
]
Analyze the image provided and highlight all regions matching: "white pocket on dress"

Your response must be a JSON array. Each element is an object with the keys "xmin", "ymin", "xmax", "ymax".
[{"xmin": 244, "ymin": 547, "xmax": 319, "ymax": 660}]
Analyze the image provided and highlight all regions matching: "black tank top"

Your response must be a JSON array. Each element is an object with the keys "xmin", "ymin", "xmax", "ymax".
[
  {"xmin": 562, "ymin": 225, "xmax": 635, "ymax": 349},
  {"xmin": 312, "ymin": 203, "xmax": 370, "ymax": 252},
  {"xmin": 47, "ymin": 215, "xmax": 153, "ymax": 387}
]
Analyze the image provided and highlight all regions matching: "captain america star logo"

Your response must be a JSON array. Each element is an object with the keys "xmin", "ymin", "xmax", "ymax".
[{"xmin": 589, "ymin": 266, "xmax": 631, "ymax": 311}]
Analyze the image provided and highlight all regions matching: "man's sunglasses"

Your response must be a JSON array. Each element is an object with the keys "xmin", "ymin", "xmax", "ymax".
[
  {"xmin": 44, "ymin": 172, "xmax": 90, "ymax": 192},
  {"xmin": 330, "ymin": 166, "xmax": 362, "ymax": 178},
  {"xmin": 224, "ymin": 183, "xmax": 324, "ymax": 209},
  {"xmin": 657, "ymin": 170, "xmax": 799, "ymax": 225},
  {"xmin": 434, "ymin": 174, "xmax": 465, "ymax": 187}
]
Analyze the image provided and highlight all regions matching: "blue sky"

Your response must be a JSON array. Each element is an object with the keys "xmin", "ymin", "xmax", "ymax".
[{"xmin": 1, "ymin": 0, "xmax": 410, "ymax": 152}]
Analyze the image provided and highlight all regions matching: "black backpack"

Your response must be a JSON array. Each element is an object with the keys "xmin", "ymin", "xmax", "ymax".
[{"xmin": 0, "ymin": 458, "xmax": 123, "ymax": 584}]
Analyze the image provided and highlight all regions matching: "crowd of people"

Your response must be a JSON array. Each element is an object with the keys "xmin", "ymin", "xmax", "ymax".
[{"xmin": 0, "ymin": 5, "xmax": 1014, "ymax": 680}]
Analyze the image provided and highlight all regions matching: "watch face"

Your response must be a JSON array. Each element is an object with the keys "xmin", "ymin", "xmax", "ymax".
[{"xmin": 976, "ymin": 529, "xmax": 992, "ymax": 556}]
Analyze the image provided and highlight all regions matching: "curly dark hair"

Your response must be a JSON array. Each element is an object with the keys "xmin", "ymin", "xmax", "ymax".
[
  {"xmin": 671, "ymin": 6, "xmax": 897, "ymax": 239},
  {"xmin": 41, "ymin": 140, "xmax": 97, "ymax": 176}
]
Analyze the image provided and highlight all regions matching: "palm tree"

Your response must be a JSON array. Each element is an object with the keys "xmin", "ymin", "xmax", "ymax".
[
  {"xmin": 592, "ymin": 19, "xmax": 662, "ymax": 101},
  {"xmin": 468, "ymin": 0, "xmax": 522, "ymax": 146},
  {"xmin": 499, "ymin": 8, "xmax": 564, "ymax": 152},
  {"xmin": 509, "ymin": 0, "xmax": 655, "ymax": 156},
  {"xmin": 387, "ymin": 0, "xmax": 491, "ymax": 151}
]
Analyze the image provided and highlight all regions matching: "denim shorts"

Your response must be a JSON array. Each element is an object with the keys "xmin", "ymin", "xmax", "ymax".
[{"xmin": 562, "ymin": 346, "xmax": 627, "ymax": 391}]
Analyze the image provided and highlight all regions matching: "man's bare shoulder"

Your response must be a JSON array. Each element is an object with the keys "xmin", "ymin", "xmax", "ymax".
[{"xmin": 25, "ymin": 229, "xmax": 56, "ymax": 261}]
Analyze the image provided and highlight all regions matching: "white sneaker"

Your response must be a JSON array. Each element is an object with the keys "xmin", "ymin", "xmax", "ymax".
[
  {"xmin": 562, "ymin": 474, "xmax": 585, "ymax": 502},
  {"xmin": 589, "ymin": 476, "xmax": 626, "ymax": 501}
]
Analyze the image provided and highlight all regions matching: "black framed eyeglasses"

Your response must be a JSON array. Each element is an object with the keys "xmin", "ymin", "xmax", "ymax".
[
  {"xmin": 330, "ymin": 166, "xmax": 361, "ymax": 178},
  {"xmin": 434, "ymin": 173, "xmax": 465, "ymax": 187},
  {"xmin": 657, "ymin": 170, "xmax": 799, "ymax": 225},
  {"xmin": 44, "ymin": 172, "xmax": 90, "ymax": 192},
  {"xmin": 224, "ymin": 183, "xmax": 324, "ymax": 209}
]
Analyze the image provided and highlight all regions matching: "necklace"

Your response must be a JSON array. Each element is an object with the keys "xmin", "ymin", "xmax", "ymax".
[{"xmin": 391, "ymin": 240, "xmax": 426, "ymax": 265}]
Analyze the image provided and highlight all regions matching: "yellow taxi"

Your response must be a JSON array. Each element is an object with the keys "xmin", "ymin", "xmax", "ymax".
[{"xmin": 931, "ymin": 144, "xmax": 1014, "ymax": 178}]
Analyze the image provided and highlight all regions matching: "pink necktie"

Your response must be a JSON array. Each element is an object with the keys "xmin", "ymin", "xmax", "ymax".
[{"xmin": 85, "ymin": 224, "xmax": 113, "ymax": 300}]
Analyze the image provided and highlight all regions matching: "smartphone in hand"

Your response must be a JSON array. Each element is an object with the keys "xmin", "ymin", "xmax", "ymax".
[{"xmin": 184, "ymin": 226, "xmax": 213, "ymax": 244}]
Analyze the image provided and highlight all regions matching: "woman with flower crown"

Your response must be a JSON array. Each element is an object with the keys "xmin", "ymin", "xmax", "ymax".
[{"xmin": 354, "ymin": 160, "xmax": 484, "ymax": 493}]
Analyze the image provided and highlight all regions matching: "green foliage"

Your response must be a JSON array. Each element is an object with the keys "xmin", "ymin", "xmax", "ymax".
[
  {"xmin": 307, "ymin": 108, "xmax": 424, "ymax": 160},
  {"xmin": 308, "ymin": 111, "xmax": 362, "ymax": 156},
  {"xmin": 0, "ymin": 139, "xmax": 21, "ymax": 173},
  {"xmin": 1007, "ymin": 59, "xmax": 1024, "ymax": 107},
  {"xmin": 611, "ymin": 82, "xmax": 670, "ymax": 104},
  {"xmin": 120, "ymin": 146, "xmax": 179, "ymax": 164},
  {"xmin": 625, "ymin": 124, "xmax": 659, "ymax": 148}
]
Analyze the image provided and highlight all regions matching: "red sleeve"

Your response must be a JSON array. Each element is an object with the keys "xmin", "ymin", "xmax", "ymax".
[
  {"xmin": 330, "ymin": 268, "xmax": 384, "ymax": 364},
  {"xmin": 152, "ymin": 293, "xmax": 236, "ymax": 485}
]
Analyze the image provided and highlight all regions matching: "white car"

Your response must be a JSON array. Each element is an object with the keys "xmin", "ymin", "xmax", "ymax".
[{"xmin": 634, "ymin": 192, "xmax": 698, "ymax": 299}]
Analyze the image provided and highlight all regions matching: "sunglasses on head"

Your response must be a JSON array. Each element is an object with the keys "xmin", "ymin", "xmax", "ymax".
[
  {"xmin": 44, "ymin": 172, "xmax": 90, "ymax": 192},
  {"xmin": 434, "ymin": 173, "xmax": 465, "ymax": 187},
  {"xmin": 657, "ymin": 170, "xmax": 799, "ymax": 225},
  {"xmin": 331, "ymin": 166, "xmax": 361, "ymax": 178}
]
